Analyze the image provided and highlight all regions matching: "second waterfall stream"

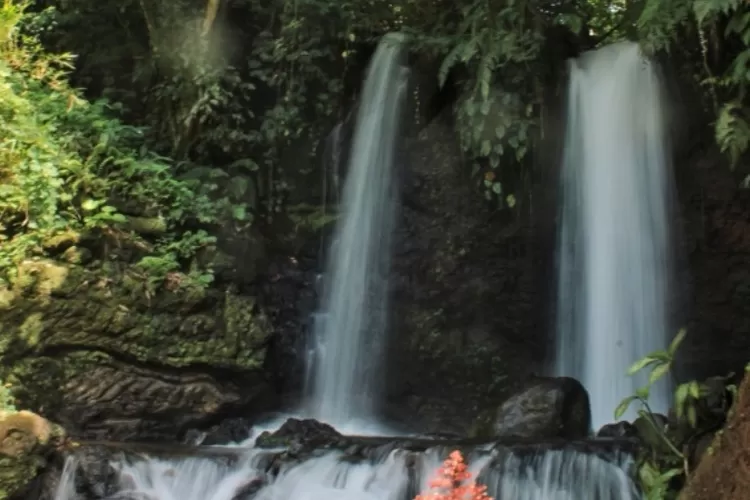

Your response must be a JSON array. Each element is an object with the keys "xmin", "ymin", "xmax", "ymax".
[{"xmin": 555, "ymin": 41, "xmax": 675, "ymax": 428}]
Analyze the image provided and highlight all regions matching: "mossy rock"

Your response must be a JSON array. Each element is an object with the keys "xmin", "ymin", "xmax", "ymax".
[
  {"xmin": 0, "ymin": 260, "xmax": 276, "ymax": 440},
  {"xmin": 0, "ymin": 410, "xmax": 66, "ymax": 499}
]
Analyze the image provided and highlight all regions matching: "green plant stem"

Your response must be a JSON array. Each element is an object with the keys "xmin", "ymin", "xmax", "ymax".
[{"xmin": 640, "ymin": 398, "xmax": 685, "ymax": 461}]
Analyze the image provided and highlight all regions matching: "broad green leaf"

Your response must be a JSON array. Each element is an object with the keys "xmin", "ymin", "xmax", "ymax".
[
  {"xmin": 649, "ymin": 361, "xmax": 671, "ymax": 384},
  {"xmin": 627, "ymin": 356, "xmax": 660, "ymax": 376},
  {"xmin": 614, "ymin": 395, "xmax": 636, "ymax": 419}
]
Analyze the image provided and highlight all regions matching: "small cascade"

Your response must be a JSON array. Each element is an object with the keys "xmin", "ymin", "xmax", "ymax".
[
  {"xmin": 55, "ymin": 440, "xmax": 639, "ymax": 499},
  {"xmin": 53, "ymin": 456, "xmax": 78, "ymax": 500},
  {"xmin": 305, "ymin": 32, "xmax": 409, "ymax": 428},
  {"xmin": 555, "ymin": 41, "xmax": 674, "ymax": 428}
]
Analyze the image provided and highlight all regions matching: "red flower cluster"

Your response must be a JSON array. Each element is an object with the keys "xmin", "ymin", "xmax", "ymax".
[{"xmin": 415, "ymin": 450, "xmax": 493, "ymax": 500}]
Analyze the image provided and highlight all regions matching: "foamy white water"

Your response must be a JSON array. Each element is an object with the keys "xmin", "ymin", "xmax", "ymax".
[
  {"xmin": 555, "ymin": 41, "xmax": 673, "ymax": 428},
  {"xmin": 305, "ymin": 33, "xmax": 408, "ymax": 428},
  {"xmin": 56, "ymin": 443, "xmax": 639, "ymax": 499}
]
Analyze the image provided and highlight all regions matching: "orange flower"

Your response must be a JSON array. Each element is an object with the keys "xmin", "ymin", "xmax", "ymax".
[{"xmin": 415, "ymin": 450, "xmax": 492, "ymax": 500}]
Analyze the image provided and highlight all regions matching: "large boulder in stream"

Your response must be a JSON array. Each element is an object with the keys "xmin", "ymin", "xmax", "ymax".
[
  {"xmin": 478, "ymin": 376, "xmax": 591, "ymax": 440},
  {"xmin": 0, "ymin": 258, "xmax": 277, "ymax": 441},
  {"xmin": 255, "ymin": 418, "xmax": 343, "ymax": 451}
]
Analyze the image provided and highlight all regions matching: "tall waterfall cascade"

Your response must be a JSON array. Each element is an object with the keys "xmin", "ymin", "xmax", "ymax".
[
  {"xmin": 555, "ymin": 41, "xmax": 674, "ymax": 429},
  {"xmin": 304, "ymin": 33, "xmax": 408, "ymax": 429}
]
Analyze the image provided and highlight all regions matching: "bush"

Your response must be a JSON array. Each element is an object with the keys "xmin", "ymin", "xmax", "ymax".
[{"xmin": 0, "ymin": 0, "xmax": 218, "ymax": 287}]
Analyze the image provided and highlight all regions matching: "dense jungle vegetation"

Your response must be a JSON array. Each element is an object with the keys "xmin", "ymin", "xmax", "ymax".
[
  {"xmin": 1, "ymin": 0, "xmax": 748, "ymax": 292},
  {"xmin": 0, "ymin": 0, "xmax": 749, "ymax": 496}
]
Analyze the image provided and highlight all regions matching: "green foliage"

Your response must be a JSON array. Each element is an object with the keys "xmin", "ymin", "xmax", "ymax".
[
  {"xmin": 614, "ymin": 329, "xmax": 688, "ymax": 499},
  {"xmin": 0, "ymin": 1, "xmax": 218, "ymax": 288},
  {"xmin": 409, "ymin": 0, "xmax": 542, "ymax": 207},
  {"xmin": 615, "ymin": 329, "xmax": 741, "ymax": 499},
  {"xmin": 638, "ymin": 0, "xmax": 750, "ymax": 165},
  {"xmin": 0, "ymin": 381, "xmax": 16, "ymax": 412}
]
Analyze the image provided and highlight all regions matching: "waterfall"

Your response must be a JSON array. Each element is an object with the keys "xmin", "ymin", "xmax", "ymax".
[
  {"xmin": 55, "ymin": 443, "xmax": 639, "ymax": 500},
  {"xmin": 305, "ymin": 33, "xmax": 408, "ymax": 428},
  {"xmin": 555, "ymin": 41, "xmax": 674, "ymax": 428}
]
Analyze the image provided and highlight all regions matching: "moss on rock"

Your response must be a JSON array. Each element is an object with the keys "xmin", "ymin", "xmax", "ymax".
[
  {"xmin": 0, "ymin": 259, "xmax": 275, "ymax": 439},
  {"xmin": 0, "ymin": 410, "xmax": 66, "ymax": 499}
]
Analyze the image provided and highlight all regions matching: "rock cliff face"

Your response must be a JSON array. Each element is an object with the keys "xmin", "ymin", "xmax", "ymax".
[
  {"xmin": 0, "ymin": 259, "xmax": 278, "ymax": 441},
  {"xmin": 386, "ymin": 112, "xmax": 549, "ymax": 433},
  {"xmin": 676, "ymin": 148, "xmax": 750, "ymax": 381}
]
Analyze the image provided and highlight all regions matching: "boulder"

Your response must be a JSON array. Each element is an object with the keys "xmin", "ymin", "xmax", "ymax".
[
  {"xmin": 0, "ymin": 410, "xmax": 66, "ymax": 499},
  {"xmin": 490, "ymin": 376, "xmax": 591, "ymax": 440},
  {"xmin": 597, "ymin": 421, "xmax": 638, "ymax": 439},
  {"xmin": 255, "ymin": 418, "xmax": 342, "ymax": 450}
]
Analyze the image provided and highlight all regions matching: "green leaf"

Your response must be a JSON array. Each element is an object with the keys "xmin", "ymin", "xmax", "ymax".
[
  {"xmin": 614, "ymin": 395, "xmax": 636, "ymax": 420},
  {"xmin": 649, "ymin": 361, "xmax": 671, "ymax": 384},
  {"xmin": 81, "ymin": 199, "xmax": 101, "ymax": 211},
  {"xmin": 495, "ymin": 125, "xmax": 506, "ymax": 139},
  {"xmin": 229, "ymin": 158, "xmax": 259, "ymax": 172},
  {"xmin": 229, "ymin": 176, "xmax": 250, "ymax": 199},
  {"xmin": 689, "ymin": 381, "xmax": 701, "ymax": 398},
  {"xmin": 659, "ymin": 467, "xmax": 683, "ymax": 482},
  {"xmin": 232, "ymin": 205, "xmax": 247, "ymax": 221},
  {"xmin": 687, "ymin": 404, "xmax": 698, "ymax": 427},
  {"xmin": 639, "ymin": 461, "xmax": 658, "ymax": 489},
  {"xmin": 480, "ymin": 99, "xmax": 491, "ymax": 116},
  {"xmin": 636, "ymin": 386, "xmax": 650, "ymax": 400},
  {"xmin": 668, "ymin": 328, "xmax": 687, "ymax": 356},
  {"xmin": 674, "ymin": 383, "xmax": 690, "ymax": 417},
  {"xmin": 492, "ymin": 182, "xmax": 502, "ymax": 194},
  {"xmin": 627, "ymin": 356, "xmax": 660, "ymax": 376}
]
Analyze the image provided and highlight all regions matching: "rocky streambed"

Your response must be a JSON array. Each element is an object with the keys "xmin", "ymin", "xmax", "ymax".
[{"xmin": 32, "ymin": 417, "xmax": 641, "ymax": 500}]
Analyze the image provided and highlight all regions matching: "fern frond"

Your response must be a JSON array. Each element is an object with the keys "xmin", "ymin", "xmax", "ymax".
[
  {"xmin": 715, "ymin": 102, "xmax": 750, "ymax": 168},
  {"xmin": 438, "ymin": 42, "xmax": 463, "ymax": 87},
  {"xmin": 693, "ymin": 0, "xmax": 741, "ymax": 24}
]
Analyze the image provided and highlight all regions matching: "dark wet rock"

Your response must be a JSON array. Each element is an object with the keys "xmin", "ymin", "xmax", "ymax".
[
  {"xmin": 255, "ymin": 418, "xmax": 342, "ymax": 450},
  {"xmin": 387, "ymin": 111, "xmax": 550, "ymax": 434},
  {"xmin": 199, "ymin": 417, "xmax": 255, "ymax": 446},
  {"xmin": 597, "ymin": 421, "xmax": 638, "ymax": 439},
  {"xmin": 490, "ymin": 376, "xmax": 591, "ymax": 440}
]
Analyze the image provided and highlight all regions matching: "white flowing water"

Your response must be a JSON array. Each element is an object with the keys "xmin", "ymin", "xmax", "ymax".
[
  {"xmin": 305, "ymin": 33, "xmax": 408, "ymax": 428},
  {"xmin": 55, "ymin": 443, "xmax": 639, "ymax": 500},
  {"xmin": 555, "ymin": 41, "xmax": 673, "ymax": 428}
]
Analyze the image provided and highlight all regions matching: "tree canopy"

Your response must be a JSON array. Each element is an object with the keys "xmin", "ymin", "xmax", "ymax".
[{"xmin": 1, "ymin": 0, "xmax": 748, "ymax": 284}]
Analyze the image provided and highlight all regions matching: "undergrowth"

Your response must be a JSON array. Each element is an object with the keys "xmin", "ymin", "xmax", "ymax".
[{"xmin": 0, "ymin": 0, "xmax": 218, "ymax": 291}]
